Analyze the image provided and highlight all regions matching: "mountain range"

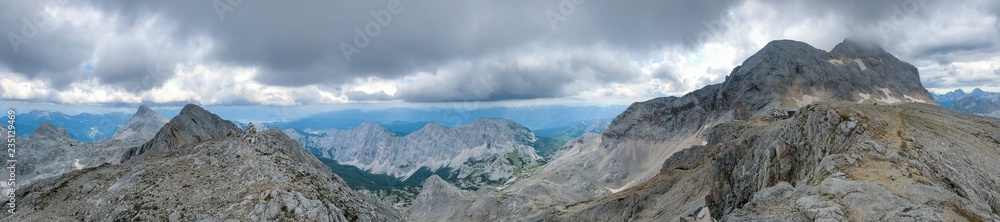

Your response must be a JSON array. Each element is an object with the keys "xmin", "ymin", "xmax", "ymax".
[
  {"xmin": 933, "ymin": 88, "xmax": 1000, "ymax": 118},
  {"xmin": 286, "ymin": 119, "xmax": 544, "ymax": 189},
  {"xmin": 13, "ymin": 110, "xmax": 132, "ymax": 143},
  {"xmin": 406, "ymin": 39, "xmax": 1000, "ymax": 221},
  {"xmin": 3, "ymin": 104, "xmax": 403, "ymax": 221},
  {"xmin": 3, "ymin": 39, "xmax": 999, "ymax": 221},
  {"xmin": 271, "ymin": 105, "xmax": 626, "ymax": 133}
]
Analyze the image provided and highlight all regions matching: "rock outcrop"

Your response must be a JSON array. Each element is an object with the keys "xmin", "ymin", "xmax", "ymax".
[{"xmin": 3, "ymin": 104, "xmax": 404, "ymax": 221}]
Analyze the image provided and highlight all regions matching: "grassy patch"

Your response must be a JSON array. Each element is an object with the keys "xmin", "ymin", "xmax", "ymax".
[
  {"xmin": 505, "ymin": 150, "xmax": 523, "ymax": 167},
  {"xmin": 534, "ymin": 136, "xmax": 574, "ymax": 159}
]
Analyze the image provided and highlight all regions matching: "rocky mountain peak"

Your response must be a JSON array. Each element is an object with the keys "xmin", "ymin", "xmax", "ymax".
[
  {"xmin": 122, "ymin": 104, "xmax": 240, "ymax": 161},
  {"xmin": 951, "ymin": 89, "xmax": 967, "ymax": 95},
  {"xmin": 599, "ymin": 39, "xmax": 936, "ymax": 190},
  {"xmin": 7, "ymin": 107, "xmax": 405, "ymax": 221},
  {"xmin": 830, "ymin": 39, "xmax": 890, "ymax": 58},
  {"xmin": 28, "ymin": 122, "xmax": 79, "ymax": 143},
  {"xmin": 31, "ymin": 122, "xmax": 59, "ymax": 137},
  {"xmin": 112, "ymin": 105, "xmax": 169, "ymax": 142},
  {"xmin": 971, "ymin": 88, "xmax": 986, "ymax": 96},
  {"xmin": 29, "ymin": 122, "xmax": 77, "ymax": 144},
  {"xmin": 136, "ymin": 104, "xmax": 156, "ymax": 116},
  {"xmin": 414, "ymin": 121, "xmax": 448, "ymax": 133}
]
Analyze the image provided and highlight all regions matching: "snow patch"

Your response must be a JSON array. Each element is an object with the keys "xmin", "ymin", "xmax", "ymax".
[
  {"xmin": 858, "ymin": 93, "xmax": 871, "ymax": 103},
  {"xmin": 793, "ymin": 95, "xmax": 822, "ymax": 107},
  {"xmin": 829, "ymin": 58, "xmax": 869, "ymax": 71},
  {"xmin": 853, "ymin": 58, "xmax": 867, "ymax": 71},
  {"xmin": 828, "ymin": 59, "xmax": 845, "ymax": 65},
  {"xmin": 74, "ymin": 159, "xmax": 84, "ymax": 170},
  {"xmin": 877, "ymin": 88, "xmax": 902, "ymax": 104},
  {"xmin": 607, "ymin": 179, "xmax": 636, "ymax": 193},
  {"xmin": 903, "ymin": 94, "xmax": 929, "ymax": 104}
]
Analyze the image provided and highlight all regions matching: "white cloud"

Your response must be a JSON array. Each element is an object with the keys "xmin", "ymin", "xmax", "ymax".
[{"xmin": 0, "ymin": 72, "xmax": 51, "ymax": 100}]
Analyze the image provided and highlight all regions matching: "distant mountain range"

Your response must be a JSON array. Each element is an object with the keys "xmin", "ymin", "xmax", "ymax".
[
  {"xmin": 269, "ymin": 105, "xmax": 626, "ymax": 132},
  {"xmin": 932, "ymin": 88, "xmax": 1000, "ymax": 118},
  {"xmin": 14, "ymin": 110, "xmax": 132, "ymax": 142}
]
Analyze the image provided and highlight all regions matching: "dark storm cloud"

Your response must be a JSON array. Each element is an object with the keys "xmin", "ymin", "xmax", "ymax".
[
  {"xmin": 0, "ymin": 0, "xmax": 92, "ymax": 88},
  {"xmin": 395, "ymin": 49, "xmax": 644, "ymax": 102},
  {"xmin": 71, "ymin": 0, "xmax": 738, "ymax": 89},
  {"xmin": 2, "ymin": 0, "xmax": 999, "ymax": 104}
]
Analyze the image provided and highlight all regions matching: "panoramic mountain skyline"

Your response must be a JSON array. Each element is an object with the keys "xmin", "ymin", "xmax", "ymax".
[
  {"xmin": 5, "ymin": 0, "xmax": 1000, "ymax": 221},
  {"xmin": 2, "ymin": 0, "xmax": 1000, "ymax": 114}
]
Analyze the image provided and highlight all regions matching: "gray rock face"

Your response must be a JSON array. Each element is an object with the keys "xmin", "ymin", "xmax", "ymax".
[
  {"xmin": 561, "ymin": 103, "xmax": 1000, "ymax": 221},
  {"xmin": 123, "ymin": 104, "xmax": 240, "ymax": 162},
  {"xmin": 297, "ymin": 118, "xmax": 542, "ymax": 187},
  {"xmin": 111, "ymin": 104, "xmax": 168, "ymax": 143},
  {"xmin": 3, "ymin": 104, "xmax": 403, "ymax": 221}
]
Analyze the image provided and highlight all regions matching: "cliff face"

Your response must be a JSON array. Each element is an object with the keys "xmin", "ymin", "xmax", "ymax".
[{"xmin": 4, "ymin": 104, "xmax": 404, "ymax": 221}]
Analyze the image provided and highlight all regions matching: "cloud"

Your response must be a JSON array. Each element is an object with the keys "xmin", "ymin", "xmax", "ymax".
[
  {"xmin": 344, "ymin": 90, "xmax": 394, "ymax": 101},
  {"xmin": 1, "ymin": 0, "xmax": 999, "ymax": 106},
  {"xmin": 394, "ymin": 45, "xmax": 644, "ymax": 102}
]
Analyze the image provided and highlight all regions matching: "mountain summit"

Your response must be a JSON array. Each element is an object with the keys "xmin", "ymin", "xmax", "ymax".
[
  {"xmin": 29, "ymin": 122, "xmax": 78, "ymax": 145},
  {"xmin": 122, "ymin": 104, "xmax": 240, "ymax": 161},
  {"xmin": 111, "ymin": 105, "xmax": 169, "ymax": 143},
  {"xmin": 597, "ymin": 39, "xmax": 938, "ymax": 191}
]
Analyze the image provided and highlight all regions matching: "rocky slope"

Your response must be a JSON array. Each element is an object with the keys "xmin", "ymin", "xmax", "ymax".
[
  {"xmin": 408, "ymin": 39, "xmax": 979, "ymax": 221},
  {"xmin": 291, "ymin": 118, "xmax": 543, "ymax": 189},
  {"xmin": 562, "ymin": 102, "xmax": 1000, "ymax": 221},
  {"xmin": 3, "ymin": 104, "xmax": 403, "ymax": 221},
  {"xmin": 2, "ymin": 106, "xmax": 169, "ymax": 190},
  {"xmin": 111, "ymin": 104, "xmax": 169, "ymax": 143}
]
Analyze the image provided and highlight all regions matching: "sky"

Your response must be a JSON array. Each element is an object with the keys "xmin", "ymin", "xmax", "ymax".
[{"xmin": 1, "ymin": 0, "xmax": 999, "ymax": 114}]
